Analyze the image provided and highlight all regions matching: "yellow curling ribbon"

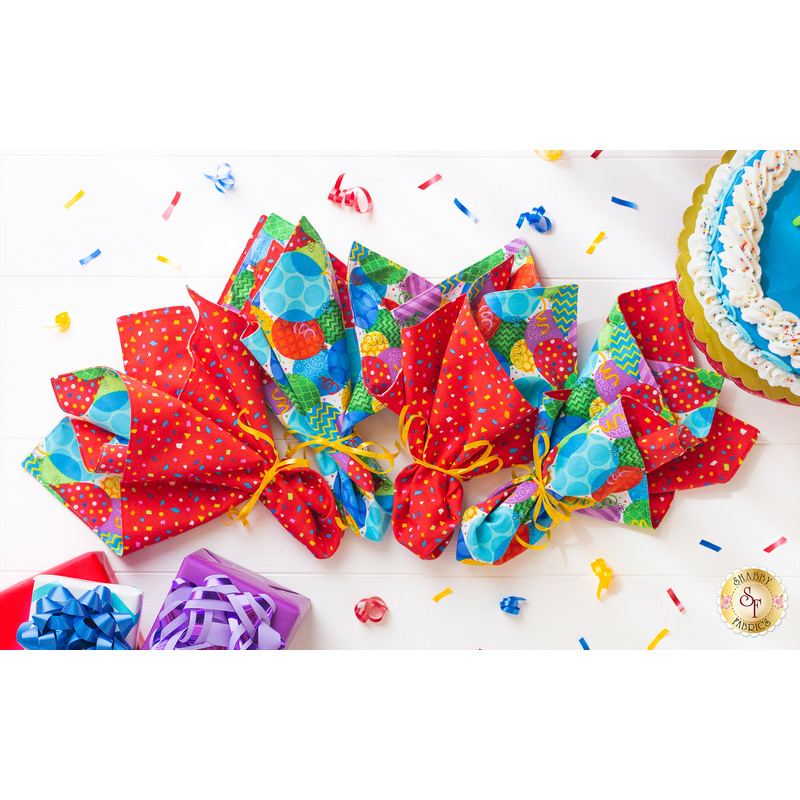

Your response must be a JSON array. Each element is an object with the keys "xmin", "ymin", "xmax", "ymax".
[
  {"xmin": 45, "ymin": 312, "xmax": 71, "ymax": 331},
  {"xmin": 591, "ymin": 557, "xmax": 613, "ymax": 599},
  {"xmin": 398, "ymin": 406, "xmax": 503, "ymax": 480},
  {"xmin": 225, "ymin": 412, "xmax": 311, "ymax": 527},
  {"xmin": 284, "ymin": 429, "xmax": 400, "ymax": 477},
  {"xmin": 512, "ymin": 432, "xmax": 595, "ymax": 550},
  {"xmin": 64, "ymin": 190, "xmax": 84, "ymax": 209},
  {"xmin": 586, "ymin": 231, "xmax": 606, "ymax": 254},
  {"xmin": 646, "ymin": 628, "xmax": 670, "ymax": 650},
  {"xmin": 536, "ymin": 150, "xmax": 562, "ymax": 161},
  {"xmin": 156, "ymin": 255, "xmax": 181, "ymax": 270}
]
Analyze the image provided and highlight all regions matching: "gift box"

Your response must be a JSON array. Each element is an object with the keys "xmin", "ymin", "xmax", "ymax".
[
  {"xmin": 143, "ymin": 548, "xmax": 311, "ymax": 649},
  {"xmin": 16, "ymin": 574, "xmax": 143, "ymax": 650},
  {"xmin": 0, "ymin": 551, "xmax": 117, "ymax": 650}
]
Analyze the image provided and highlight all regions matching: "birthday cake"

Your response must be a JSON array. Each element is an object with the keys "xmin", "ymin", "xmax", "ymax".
[{"xmin": 677, "ymin": 150, "xmax": 800, "ymax": 404}]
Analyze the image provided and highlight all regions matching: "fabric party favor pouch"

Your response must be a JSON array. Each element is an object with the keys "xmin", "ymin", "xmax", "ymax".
[
  {"xmin": 456, "ymin": 281, "xmax": 761, "ymax": 565},
  {"xmin": 16, "ymin": 574, "xmax": 143, "ymax": 650},
  {"xmin": 23, "ymin": 287, "xmax": 347, "ymax": 558},
  {"xmin": 143, "ymin": 548, "xmax": 310, "ymax": 650},
  {"xmin": 237, "ymin": 216, "xmax": 397, "ymax": 542}
]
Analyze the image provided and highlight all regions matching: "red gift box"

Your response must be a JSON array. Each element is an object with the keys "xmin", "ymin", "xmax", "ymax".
[{"xmin": 0, "ymin": 551, "xmax": 118, "ymax": 650}]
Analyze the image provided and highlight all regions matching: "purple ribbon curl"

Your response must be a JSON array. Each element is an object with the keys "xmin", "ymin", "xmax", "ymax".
[{"xmin": 147, "ymin": 574, "xmax": 284, "ymax": 650}]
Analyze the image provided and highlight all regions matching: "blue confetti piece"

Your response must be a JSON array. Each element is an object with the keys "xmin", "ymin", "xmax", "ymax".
[
  {"xmin": 499, "ymin": 596, "xmax": 527, "ymax": 615},
  {"xmin": 79, "ymin": 248, "xmax": 101, "ymax": 266},
  {"xmin": 699, "ymin": 539, "xmax": 721, "ymax": 552},
  {"xmin": 516, "ymin": 205, "xmax": 552, "ymax": 232},
  {"xmin": 579, "ymin": 637, "xmax": 590, "ymax": 650},
  {"xmin": 611, "ymin": 196, "xmax": 638, "ymax": 210},
  {"xmin": 454, "ymin": 197, "xmax": 477, "ymax": 223}
]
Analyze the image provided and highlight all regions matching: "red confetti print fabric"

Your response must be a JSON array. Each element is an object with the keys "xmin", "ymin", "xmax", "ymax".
[{"xmin": 457, "ymin": 281, "xmax": 760, "ymax": 565}]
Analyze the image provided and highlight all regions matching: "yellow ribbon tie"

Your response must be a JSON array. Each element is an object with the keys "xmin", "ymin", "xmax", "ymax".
[
  {"xmin": 591, "ymin": 558, "xmax": 613, "ymax": 600},
  {"xmin": 398, "ymin": 406, "xmax": 503, "ymax": 480},
  {"xmin": 513, "ymin": 432, "xmax": 594, "ymax": 551},
  {"xmin": 226, "ymin": 412, "xmax": 310, "ymax": 527},
  {"xmin": 284, "ymin": 429, "xmax": 400, "ymax": 477},
  {"xmin": 45, "ymin": 312, "xmax": 71, "ymax": 331}
]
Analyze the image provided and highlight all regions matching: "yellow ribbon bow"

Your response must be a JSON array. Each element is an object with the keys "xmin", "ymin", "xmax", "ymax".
[
  {"xmin": 45, "ymin": 312, "xmax": 71, "ymax": 331},
  {"xmin": 398, "ymin": 406, "xmax": 503, "ymax": 480},
  {"xmin": 225, "ymin": 412, "xmax": 313, "ymax": 527},
  {"xmin": 591, "ymin": 558, "xmax": 613, "ymax": 600},
  {"xmin": 513, "ymin": 431, "xmax": 595, "ymax": 551},
  {"xmin": 284, "ymin": 429, "xmax": 400, "ymax": 477}
]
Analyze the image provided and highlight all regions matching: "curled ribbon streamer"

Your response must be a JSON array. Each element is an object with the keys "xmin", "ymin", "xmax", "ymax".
[
  {"xmin": 500, "ymin": 596, "xmax": 526, "ymax": 615},
  {"xmin": 156, "ymin": 255, "xmax": 181, "ymax": 270},
  {"xmin": 203, "ymin": 163, "xmax": 235, "ymax": 193},
  {"xmin": 453, "ymin": 197, "xmax": 477, "ymax": 223},
  {"xmin": 162, "ymin": 190, "xmax": 181, "ymax": 220},
  {"xmin": 667, "ymin": 588, "xmax": 684, "ymax": 612},
  {"xmin": 418, "ymin": 173, "xmax": 442, "ymax": 190},
  {"xmin": 328, "ymin": 173, "xmax": 372, "ymax": 214},
  {"xmin": 512, "ymin": 432, "xmax": 595, "ymax": 550},
  {"xmin": 16, "ymin": 584, "xmax": 134, "ymax": 650},
  {"xmin": 79, "ymin": 248, "xmax": 101, "ymax": 266},
  {"xmin": 764, "ymin": 536, "xmax": 787, "ymax": 553},
  {"xmin": 536, "ymin": 150, "xmax": 562, "ymax": 161},
  {"xmin": 64, "ymin": 190, "xmax": 84, "ymax": 209},
  {"xmin": 45, "ymin": 312, "xmax": 71, "ymax": 331},
  {"xmin": 354, "ymin": 596, "xmax": 388, "ymax": 623},
  {"xmin": 591, "ymin": 558, "xmax": 613, "ymax": 600},
  {"xmin": 646, "ymin": 628, "xmax": 669, "ymax": 650},
  {"xmin": 586, "ymin": 232, "xmax": 605, "ymax": 254},
  {"xmin": 432, "ymin": 588, "xmax": 453, "ymax": 602},
  {"xmin": 147, "ymin": 574, "xmax": 283, "ymax": 650},
  {"xmin": 516, "ymin": 205, "xmax": 552, "ymax": 232},
  {"xmin": 398, "ymin": 407, "xmax": 502, "ymax": 480},
  {"xmin": 611, "ymin": 196, "xmax": 638, "ymax": 210},
  {"xmin": 285, "ymin": 429, "xmax": 400, "ymax": 478},
  {"xmin": 225, "ymin": 412, "xmax": 311, "ymax": 527}
]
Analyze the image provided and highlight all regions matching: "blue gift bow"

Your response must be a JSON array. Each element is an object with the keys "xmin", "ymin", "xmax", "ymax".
[
  {"xmin": 516, "ymin": 206, "xmax": 552, "ymax": 232},
  {"xmin": 16, "ymin": 584, "xmax": 134, "ymax": 650},
  {"xmin": 203, "ymin": 162, "xmax": 235, "ymax": 193}
]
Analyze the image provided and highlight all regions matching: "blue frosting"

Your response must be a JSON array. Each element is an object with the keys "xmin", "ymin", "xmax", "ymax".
[{"xmin": 708, "ymin": 150, "xmax": 800, "ymax": 375}]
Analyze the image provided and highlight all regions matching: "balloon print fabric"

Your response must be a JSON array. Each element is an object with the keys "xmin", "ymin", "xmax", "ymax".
[{"xmin": 456, "ymin": 282, "xmax": 761, "ymax": 566}]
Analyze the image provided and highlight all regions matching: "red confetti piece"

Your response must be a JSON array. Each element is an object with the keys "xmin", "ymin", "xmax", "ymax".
[
  {"xmin": 162, "ymin": 191, "xmax": 181, "ymax": 220},
  {"xmin": 667, "ymin": 588, "xmax": 684, "ymax": 612},
  {"xmin": 328, "ymin": 173, "xmax": 373, "ymax": 214},
  {"xmin": 418, "ymin": 173, "xmax": 442, "ymax": 190},
  {"xmin": 764, "ymin": 536, "xmax": 787, "ymax": 553},
  {"xmin": 354, "ymin": 596, "xmax": 388, "ymax": 623},
  {"xmin": 591, "ymin": 150, "xmax": 602, "ymax": 159}
]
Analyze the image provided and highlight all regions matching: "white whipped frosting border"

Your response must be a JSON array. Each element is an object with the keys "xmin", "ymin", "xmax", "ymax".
[{"xmin": 686, "ymin": 150, "xmax": 800, "ymax": 396}]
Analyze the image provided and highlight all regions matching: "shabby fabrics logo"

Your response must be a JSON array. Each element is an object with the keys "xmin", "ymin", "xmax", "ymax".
[{"xmin": 718, "ymin": 566, "xmax": 787, "ymax": 636}]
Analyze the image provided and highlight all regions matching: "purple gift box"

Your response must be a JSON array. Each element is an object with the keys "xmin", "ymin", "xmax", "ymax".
[{"xmin": 143, "ymin": 549, "xmax": 311, "ymax": 650}]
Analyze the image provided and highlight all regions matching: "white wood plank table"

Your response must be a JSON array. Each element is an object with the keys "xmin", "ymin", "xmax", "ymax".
[{"xmin": 2, "ymin": 151, "xmax": 797, "ymax": 649}]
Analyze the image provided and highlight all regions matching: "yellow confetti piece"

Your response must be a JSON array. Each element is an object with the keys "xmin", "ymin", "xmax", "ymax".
[
  {"xmin": 432, "ymin": 588, "xmax": 453, "ymax": 603},
  {"xmin": 535, "ymin": 150, "xmax": 562, "ymax": 161},
  {"xmin": 157, "ymin": 255, "xmax": 181, "ymax": 270},
  {"xmin": 45, "ymin": 311, "xmax": 71, "ymax": 331},
  {"xmin": 64, "ymin": 190, "xmax": 84, "ymax": 209},
  {"xmin": 646, "ymin": 628, "xmax": 670, "ymax": 650},
  {"xmin": 586, "ymin": 231, "xmax": 606, "ymax": 254},
  {"xmin": 591, "ymin": 558, "xmax": 612, "ymax": 600}
]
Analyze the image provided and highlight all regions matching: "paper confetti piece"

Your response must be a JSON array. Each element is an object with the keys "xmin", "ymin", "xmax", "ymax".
[
  {"xmin": 586, "ymin": 232, "xmax": 605, "ymax": 254},
  {"xmin": 156, "ymin": 255, "xmax": 181, "ymax": 270},
  {"xmin": 499, "ymin": 596, "xmax": 526, "ymax": 615},
  {"xmin": 45, "ymin": 312, "xmax": 71, "ymax": 332},
  {"xmin": 328, "ymin": 173, "xmax": 373, "ymax": 214},
  {"xmin": 591, "ymin": 558, "xmax": 613, "ymax": 600},
  {"xmin": 535, "ymin": 150, "xmax": 562, "ymax": 161},
  {"xmin": 453, "ymin": 197, "xmax": 477, "ymax": 223},
  {"xmin": 666, "ymin": 588, "xmax": 684, "ymax": 613},
  {"xmin": 611, "ymin": 196, "xmax": 638, "ymax": 210},
  {"xmin": 203, "ymin": 163, "xmax": 235, "ymax": 193},
  {"xmin": 79, "ymin": 249, "xmax": 101, "ymax": 266},
  {"xmin": 64, "ymin": 190, "xmax": 84, "ymax": 209},
  {"xmin": 764, "ymin": 536, "xmax": 787, "ymax": 553},
  {"xmin": 646, "ymin": 629, "xmax": 670, "ymax": 650},
  {"xmin": 162, "ymin": 191, "xmax": 181, "ymax": 220},
  {"xmin": 354, "ymin": 596, "xmax": 388, "ymax": 623},
  {"xmin": 793, "ymin": 215, "xmax": 800, "ymax": 227},
  {"xmin": 699, "ymin": 539, "xmax": 721, "ymax": 552},
  {"xmin": 418, "ymin": 173, "xmax": 442, "ymax": 190},
  {"xmin": 591, "ymin": 150, "xmax": 602, "ymax": 159},
  {"xmin": 579, "ymin": 637, "xmax": 590, "ymax": 650},
  {"xmin": 516, "ymin": 205, "xmax": 551, "ymax": 232},
  {"xmin": 432, "ymin": 588, "xmax": 453, "ymax": 603}
]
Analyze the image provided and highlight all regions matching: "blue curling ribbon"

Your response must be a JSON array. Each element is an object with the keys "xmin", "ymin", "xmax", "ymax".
[
  {"xmin": 79, "ymin": 248, "xmax": 101, "ymax": 266},
  {"xmin": 611, "ymin": 196, "xmax": 638, "ymax": 210},
  {"xmin": 16, "ymin": 584, "xmax": 134, "ymax": 650},
  {"xmin": 579, "ymin": 637, "xmax": 590, "ymax": 650},
  {"xmin": 454, "ymin": 197, "xmax": 478, "ymax": 222},
  {"xmin": 203, "ymin": 162, "xmax": 235, "ymax": 193},
  {"xmin": 499, "ymin": 596, "xmax": 527, "ymax": 615},
  {"xmin": 516, "ymin": 206, "xmax": 551, "ymax": 232}
]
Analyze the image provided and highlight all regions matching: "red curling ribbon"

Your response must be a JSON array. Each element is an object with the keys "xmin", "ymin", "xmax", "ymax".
[
  {"xmin": 591, "ymin": 150, "xmax": 602, "ymax": 159},
  {"xmin": 418, "ymin": 173, "xmax": 442, "ymax": 190},
  {"xmin": 354, "ymin": 596, "xmax": 388, "ymax": 623},
  {"xmin": 764, "ymin": 536, "xmax": 787, "ymax": 553},
  {"xmin": 328, "ymin": 173, "xmax": 373, "ymax": 214},
  {"xmin": 162, "ymin": 191, "xmax": 181, "ymax": 220},
  {"xmin": 667, "ymin": 588, "xmax": 684, "ymax": 612}
]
